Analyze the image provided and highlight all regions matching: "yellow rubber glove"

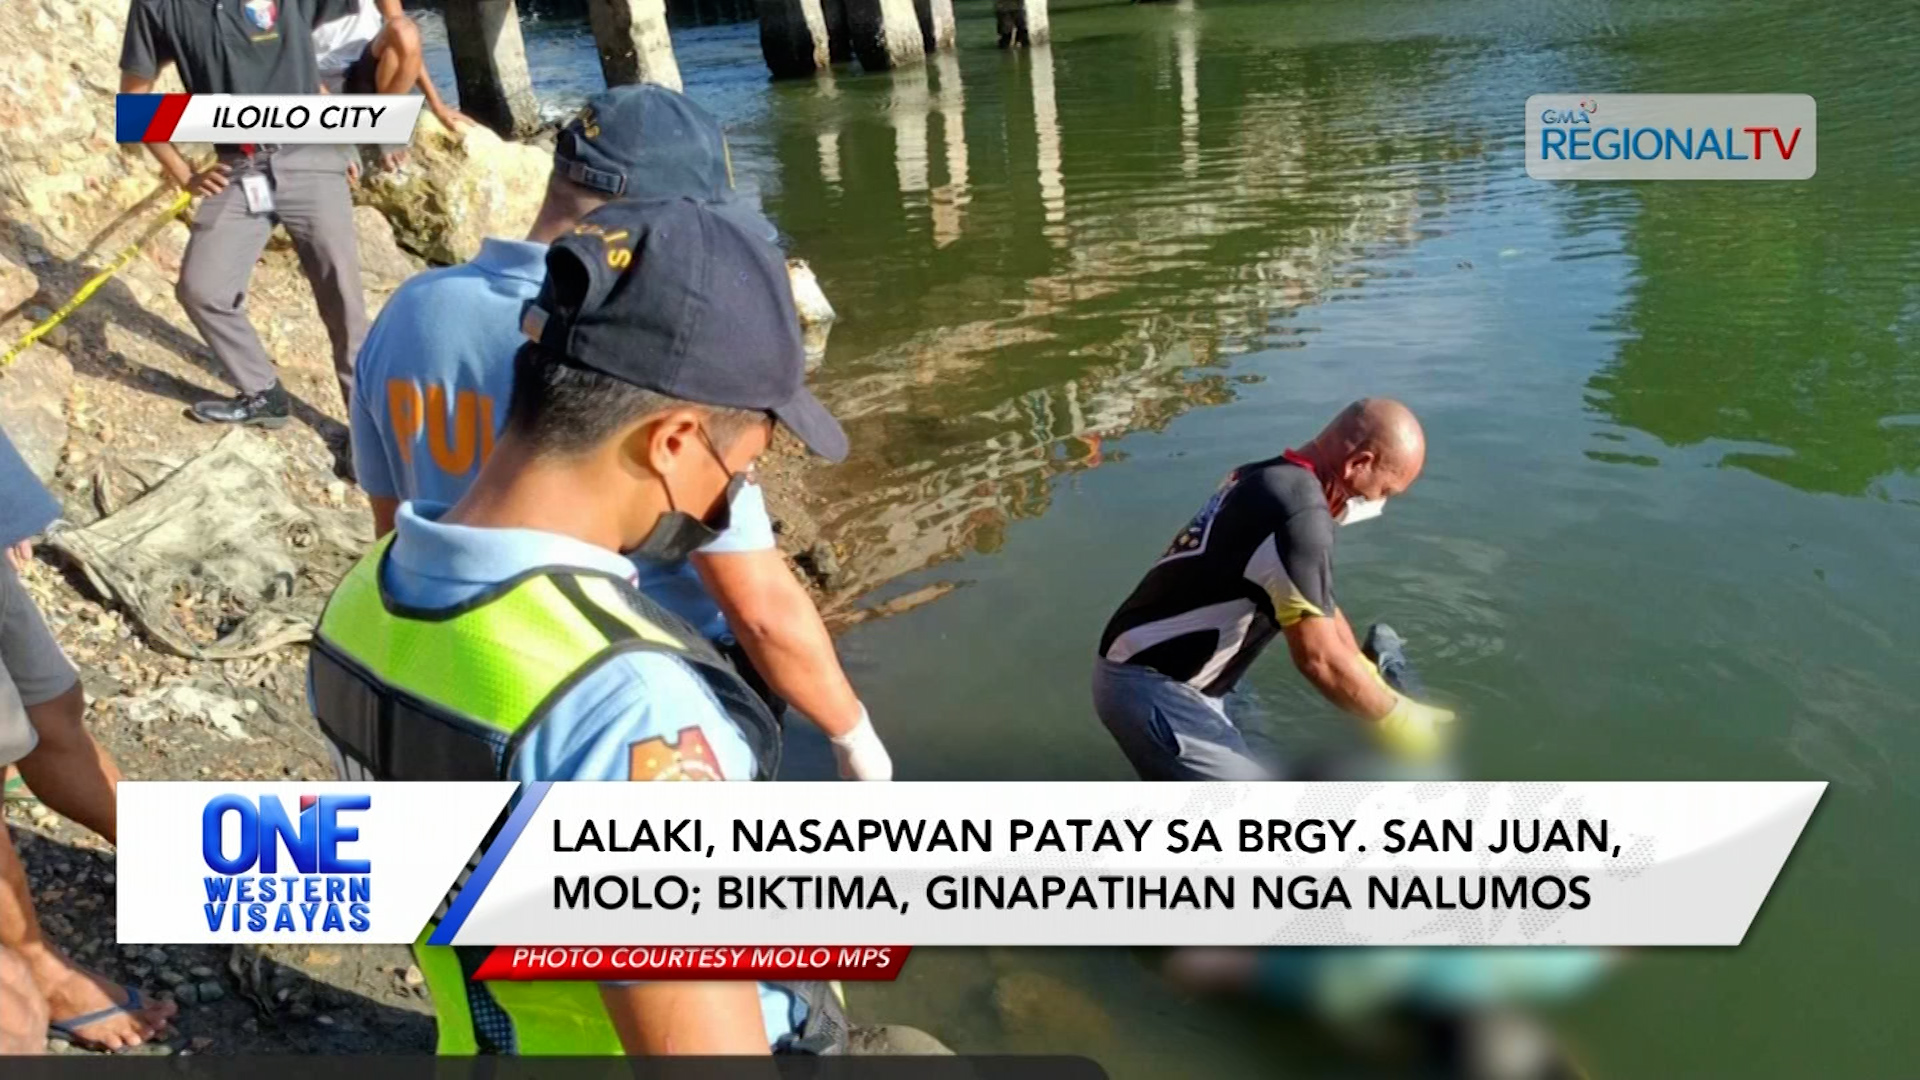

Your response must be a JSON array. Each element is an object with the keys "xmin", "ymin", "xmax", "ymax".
[{"xmin": 1370, "ymin": 694, "xmax": 1457, "ymax": 761}]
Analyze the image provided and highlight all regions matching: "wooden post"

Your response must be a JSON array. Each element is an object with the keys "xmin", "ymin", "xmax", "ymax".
[
  {"xmin": 758, "ymin": 0, "xmax": 833, "ymax": 78},
  {"xmin": 995, "ymin": 0, "xmax": 1049, "ymax": 48},
  {"xmin": 911, "ymin": 0, "xmax": 955, "ymax": 54},
  {"xmin": 844, "ymin": 0, "xmax": 925, "ymax": 71},
  {"xmin": 442, "ymin": 0, "xmax": 543, "ymax": 137},
  {"xmin": 587, "ymin": 0, "xmax": 685, "ymax": 92}
]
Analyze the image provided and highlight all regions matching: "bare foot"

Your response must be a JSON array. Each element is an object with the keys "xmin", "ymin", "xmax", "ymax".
[{"xmin": 41, "ymin": 962, "xmax": 176, "ymax": 1052}]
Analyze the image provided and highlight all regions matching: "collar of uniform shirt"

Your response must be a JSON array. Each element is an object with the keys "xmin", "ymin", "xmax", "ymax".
[
  {"xmin": 473, "ymin": 238, "xmax": 551, "ymax": 286},
  {"xmin": 388, "ymin": 501, "xmax": 638, "ymax": 587}
]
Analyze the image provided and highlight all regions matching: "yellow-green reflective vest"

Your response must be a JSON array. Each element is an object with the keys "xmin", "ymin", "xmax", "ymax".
[{"xmin": 308, "ymin": 537, "xmax": 784, "ymax": 1055}]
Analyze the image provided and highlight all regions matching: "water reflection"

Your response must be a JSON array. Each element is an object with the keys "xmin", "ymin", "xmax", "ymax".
[
  {"xmin": 1175, "ymin": 9, "xmax": 1199, "ymax": 182},
  {"xmin": 1030, "ymin": 45, "xmax": 1068, "ymax": 245},
  {"xmin": 931, "ymin": 50, "xmax": 970, "ymax": 248}
]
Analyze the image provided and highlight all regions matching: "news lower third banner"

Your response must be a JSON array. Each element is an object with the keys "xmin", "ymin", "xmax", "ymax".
[
  {"xmin": 116, "ymin": 94, "xmax": 423, "ymax": 145},
  {"xmin": 117, "ymin": 781, "xmax": 1823, "ymax": 962}
]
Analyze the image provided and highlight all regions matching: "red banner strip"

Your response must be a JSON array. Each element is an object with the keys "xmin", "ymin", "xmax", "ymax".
[{"xmin": 472, "ymin": 946, "xmax": 913, "ymax": 982}]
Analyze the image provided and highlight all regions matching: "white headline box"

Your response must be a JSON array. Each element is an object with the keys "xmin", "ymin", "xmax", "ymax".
[{"xmin": 115, "ymin": 781, "xmax": 1822, "ymax": 947}]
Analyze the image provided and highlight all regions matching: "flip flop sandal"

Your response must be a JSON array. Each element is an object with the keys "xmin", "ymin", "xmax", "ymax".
[
  {"xmin": 48, "ymin": 984, "xmax": 157, "ymax": 1053},
  {"xmin": 2, "ymin": 773, "xmax": 39, "ymax": 807}
]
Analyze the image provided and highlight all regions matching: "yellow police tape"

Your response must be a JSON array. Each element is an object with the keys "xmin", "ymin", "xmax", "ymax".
[{"xmin": 0, "ymin": 189, "xmax": 193, "ymax": 370}]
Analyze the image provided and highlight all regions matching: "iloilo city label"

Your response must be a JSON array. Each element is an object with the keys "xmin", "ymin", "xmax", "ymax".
[{"xmin": 1526, "ymin": 94, "xmax": 1815, "ymax": 180}]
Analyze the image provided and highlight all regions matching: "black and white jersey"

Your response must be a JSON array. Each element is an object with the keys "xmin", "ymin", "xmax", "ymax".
[{"xmin": 1098, "ymin": 454, "xmax": 1337, "ymax": 696}]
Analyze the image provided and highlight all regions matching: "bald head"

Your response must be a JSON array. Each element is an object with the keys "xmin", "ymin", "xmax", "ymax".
[{"xmin": 1303, "ymin": 398, "xmax": 1427, "ymax": 511}]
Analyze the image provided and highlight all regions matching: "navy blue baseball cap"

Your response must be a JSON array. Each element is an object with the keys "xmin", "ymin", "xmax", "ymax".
[
  {"xmin": 521, "ymin": 198, "xmax": 847, "ymax": 462},
  {"xmin": 553, "ymin": 84, "xmax": 780, "ymax": 243}
]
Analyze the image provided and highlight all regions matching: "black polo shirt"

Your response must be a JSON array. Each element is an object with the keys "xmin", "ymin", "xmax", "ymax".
[{"xmin": 121, "ymin": 0, "xmax": 354, "ymax": 95}]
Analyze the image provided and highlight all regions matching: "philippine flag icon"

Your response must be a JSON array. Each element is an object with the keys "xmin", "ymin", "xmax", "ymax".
[{"xmin": 243, "ymin": 0, "xmax": 278, "ymax": 32}]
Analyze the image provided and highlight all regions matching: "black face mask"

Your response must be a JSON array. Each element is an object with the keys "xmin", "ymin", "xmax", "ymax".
[{"xmin": 626, "ymin": 430, "xmax": 747, "ymax": 565}]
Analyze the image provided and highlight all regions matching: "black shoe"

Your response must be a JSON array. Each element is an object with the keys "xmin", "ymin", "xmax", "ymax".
[{"xmin": 191, "ymin": 384, "xmax": 290, "ymax": 428}]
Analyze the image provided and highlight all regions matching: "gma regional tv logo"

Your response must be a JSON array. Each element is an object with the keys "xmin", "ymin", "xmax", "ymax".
[
  {"xmin": 201, "ymin": 794, "xmax": 372, "ymax": 934},
  {"xmin": 1526, "ymin": 94, "xmax": 1815, "ymax": 180}
]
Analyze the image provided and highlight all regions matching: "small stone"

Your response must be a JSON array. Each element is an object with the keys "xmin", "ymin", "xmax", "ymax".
[
  {"xmin": 188, "ymin": 965, "xmax": 215, "ymax": 979},
  {"xmin": 175, "ymin": 983, "xmax": 200, "ymax": 1005},
  {"xmin": 144, "ymin": 948, "xmax": 168, "ymax": 965},
  {"xmin": 120, "ymin": 945, "xmax": 142, "ymax": 960},
  {"xmin": 158, "ymin": 969, "xmax": 187, "ymax": 987},
  {"xmin": 48, "ymin": 1038, "xmax": 71, "ymax": 1054},
  {"xmin": 402, "ymin": 965, "xmax": 425, "ymax": 987},
  {"xmin": 316, "ymin": 1014, "xmax": 335, "ymax": 1026},
  {"xmin": 130, "ymin": 963, "xmax": 152, "ymax": 978},
  {"xmin": 189, "ymin": 1037, "xmax": 214, "ymax": 1053},
  {"xmin": 197, "ymin": 981, "xmax": 225, "ymax": 1003}
]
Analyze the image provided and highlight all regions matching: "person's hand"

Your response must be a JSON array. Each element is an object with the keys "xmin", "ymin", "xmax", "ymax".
[
  {"xmin": 185, "ymin": 164, "xmax": 231, "ymax": 197},
  {"xmin": 346, "ymin": 158, "xmax": 361, "ymax": 185},
  {"xmin": 5, "ymin": 540, "xmax": 31, "ymax": 573},
  {"xmin": 430, "ymin": 103, "xmax": 472, "ymax": 132},
  {"xmin": 1369, "ymin": 694, "xmax": 1456, "ymax": 761},
  {"xmin": 380, "ymin": 147, "xmax": 409, "ymax": 171},
  {"xmin": 830, "ymin": 706, "xmax": 893, "ymax": 781}
]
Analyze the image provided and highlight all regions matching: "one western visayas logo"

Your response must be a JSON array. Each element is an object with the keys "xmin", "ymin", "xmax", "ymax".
[{"xmin": 201, "ymin": 794, "xmax": 372, "ymax": 933}]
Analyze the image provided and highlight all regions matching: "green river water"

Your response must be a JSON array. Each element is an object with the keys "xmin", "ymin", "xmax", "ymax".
[{"xmin": 429, "ymin": 0, "xmax": 1920, "ymax": 1073}]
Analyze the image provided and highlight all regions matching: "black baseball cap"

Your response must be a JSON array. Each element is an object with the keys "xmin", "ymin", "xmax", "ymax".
[{"xmin": 521, "ymin": 198, "xmax": 848, "ymax": 463}]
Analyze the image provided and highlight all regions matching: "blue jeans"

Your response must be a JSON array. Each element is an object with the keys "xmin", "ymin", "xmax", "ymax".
[{"xmin": 1090, "ymin": 657, "xmax": 1272, "ymax": 780}]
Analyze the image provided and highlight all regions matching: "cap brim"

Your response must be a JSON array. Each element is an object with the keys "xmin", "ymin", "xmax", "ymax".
[
  {"xmin": 773, "ymin": 386, "xmax": 848, "ymax": 463},
  {"xmin": 709, "ymin": 196, "xmax": 782, "ymax": 247}
]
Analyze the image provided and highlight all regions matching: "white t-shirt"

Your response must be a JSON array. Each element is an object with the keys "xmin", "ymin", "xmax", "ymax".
[{"xmin": 312, "ymin": 0, "xmax": 383, "ymax": 78}]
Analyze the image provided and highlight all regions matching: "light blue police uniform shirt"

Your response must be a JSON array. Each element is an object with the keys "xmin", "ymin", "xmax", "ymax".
[
  {"xmin": 363, "ymin": 501, "xmax": 802, "ymax": 1046},
  {"xmin": 348, "ymin": 238, "xmax": 775, "ymax": 641}
]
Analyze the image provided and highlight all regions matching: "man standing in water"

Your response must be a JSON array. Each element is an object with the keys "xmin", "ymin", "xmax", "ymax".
[{"xmin": 1092, "ymin": 398, "xmax": 1456, "ymax": 780}]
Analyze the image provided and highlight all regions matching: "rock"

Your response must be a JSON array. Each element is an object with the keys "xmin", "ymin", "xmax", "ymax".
[
  {"xmin": 143, "ymin": 948, "xmax": 168, "ymax": 966},
  {"xmin": 402, "ymin": 965, "xmax": 425, "ymax": 987},
  {"xmin": 0, "ymin": 345, "xmax": 73, "ymax": 483},
  {"xmin": 158, "ymin": 968, "xmax": 188, "ymax": 987},
  {"xmin": 116, "ymin": 682, "xmax": 252, "ymax": 742},
  {"xmin": 351, "ymin": 205, "xmax": 424, "ymax": 291},
  {"xmin": 188, "ymin": 965, "xmax": 215, "ymax": 979},
  {"xmin": 197, "ymin": 980, "xmax": 225, "ymax": 1003},
  {"xmin": 848, "ymin": 1024, "xmax": 955, "ymax": 1055},
  {"xmin": 355, "ymin": 115, "xmax": 551, "ymax": 265},
  {"xmin": 175, "ymin": 982, "xmax": 200, "ymax": 1005},
  {"xmin": 787, "ymin": 258, "xmax": 836, "ymax": 368},
  {"xmin": 189, "ymin": 1036, "xmax": 214, "ymax": 1053},
  {"xmin": 47, "ymin": 1038, "xmax": 70, "ymax": 1054}
]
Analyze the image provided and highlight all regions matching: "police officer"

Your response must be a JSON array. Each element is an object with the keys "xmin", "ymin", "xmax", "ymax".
[
  {"xmin": 306, "ymin": 198, "xmax": 849, "ymax": 1054},
  {"xmin": 121, "ymin": 0, "xmax": 368, "ymax": 429}
]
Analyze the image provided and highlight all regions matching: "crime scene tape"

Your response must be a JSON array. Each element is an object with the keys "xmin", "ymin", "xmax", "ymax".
[{"xmin": 1, "ymin": 188, "xmax": 193, "ymax": 369}]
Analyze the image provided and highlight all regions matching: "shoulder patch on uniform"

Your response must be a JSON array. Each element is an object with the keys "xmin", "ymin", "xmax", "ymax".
[{"xmin": 628, "ymin": 727, "xmax": 726, "ymax": 781}]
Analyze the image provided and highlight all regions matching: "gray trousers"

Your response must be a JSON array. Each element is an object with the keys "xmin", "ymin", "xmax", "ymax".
[
  {"xmin": 1091, "ymin": 656, "xmax": 1272, "ymax": 781},
  {"xmin": 176, "ymin": 145, "xmax": 367, "ymax": 404}
]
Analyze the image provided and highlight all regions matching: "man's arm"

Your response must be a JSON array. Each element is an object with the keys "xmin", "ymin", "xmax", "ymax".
[
  {"xmin": 120, "ymin": 73, "xmax": 219, "ymax": 193},
  {"xmin": 696, "ymin": 548, "xmax": 891, "ymax": 779},
  {"xmin": 1283, "ymin": 615, "xmax": 1398, "ymax": 721},
  {"xmin": 514, "ymin": 656, "xmax": 782, "ymax": 1055}
]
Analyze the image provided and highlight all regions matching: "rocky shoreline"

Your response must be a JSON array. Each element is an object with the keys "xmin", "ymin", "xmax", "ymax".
[{"xmin": 0, "ymin": 0, "xmax": 871, "ymax": 1053}]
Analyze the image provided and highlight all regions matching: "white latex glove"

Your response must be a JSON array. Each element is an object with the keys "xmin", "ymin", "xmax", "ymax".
[{"xmin": 830, "ymin": 707, "xmax": 893, "ymax": 781}]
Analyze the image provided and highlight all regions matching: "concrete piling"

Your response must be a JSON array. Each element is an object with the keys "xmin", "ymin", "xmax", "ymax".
[
  {"xmin": 995, "ymin": 0, "xmax": 1050, "ymax": 48},
  {"xmin": 442, "ymin": 0, "xmax": 543, "ymax": 137},
  {"xmin": 586, "ymin": 0, "xmax": 685, "ymax": 92},
  {"xmin": 843, "ymin": 0, "xmax": 926, "ymax": 71},
  {"xmin": 758, "ymin": 0, "xmax": 834, "ymax": 77}
]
